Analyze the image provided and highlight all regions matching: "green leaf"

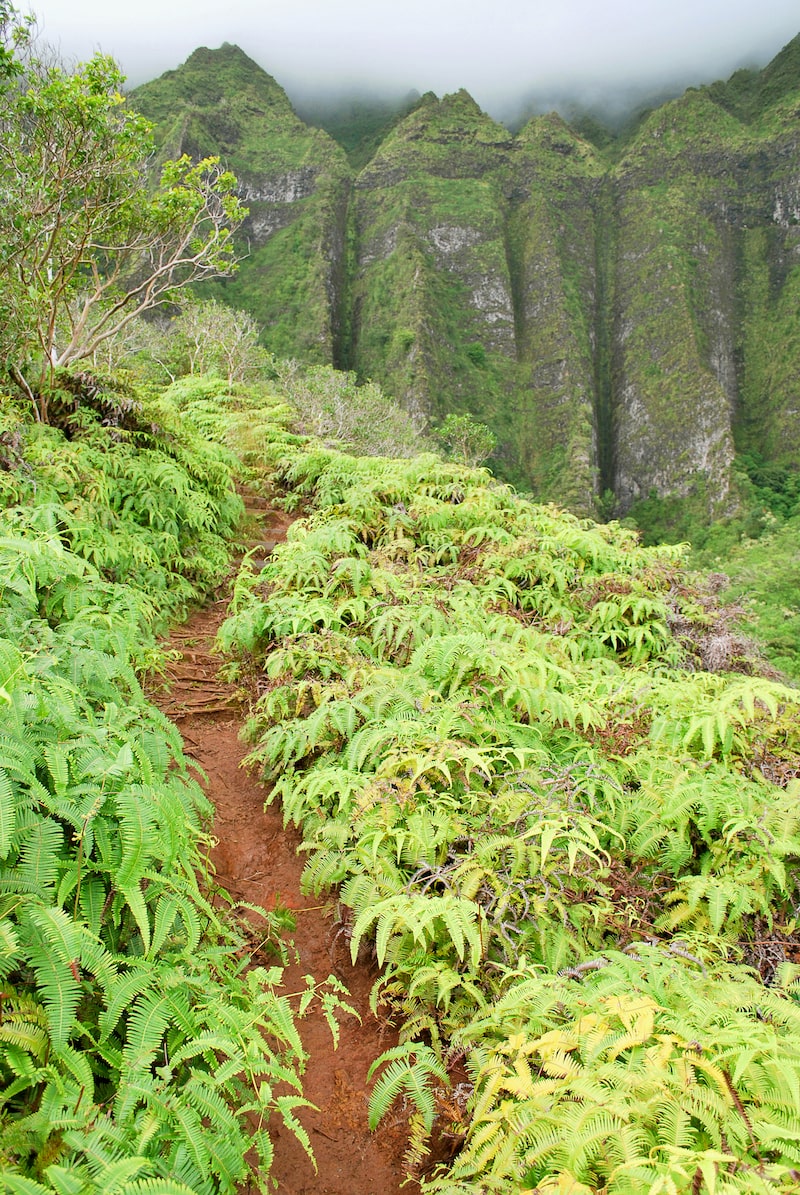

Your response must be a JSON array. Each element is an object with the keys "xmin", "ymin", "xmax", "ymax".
[
  {"xmin": 115, "ymin": 790, "xmax": 155, "ymax": 889},
  {"xmin": 26, "ymin": 906, "xmax": 82, "ymax": 1052},
  {"xmin": 0, "ymin": 767, "xmax": 16, "ymax": 858},
  {"xmin": 0, "ymin": 1175, "xmax": 53, "ymax": 1194},
  {"xmin": 121, "ymin": 992, "xmax": 171, "ymax": 1074},
  {"xmin": 118, "ymin": 883, "xmax": 151, "ymax": 955},
  {"xmin": 99, "ymin": 968, "xmax": 154, "ymax": 1041}
]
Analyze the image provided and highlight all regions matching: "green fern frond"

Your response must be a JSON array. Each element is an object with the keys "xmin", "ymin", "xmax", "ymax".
[
  {"xmin": 25, "ymin": 906, "xmax": 83, "ymax": 1052},
  {"xmin": 0, "ymin": 1175, "xmax": 53, "ymax": 1194},
  {"xmin": 115, "ymin": 1178, "xmax": 199, "ymax": 1194},
  {"xmin": 99, "ymin": 968, "xmax": 155, "ymax": 1042},
  {"xmin": 0, "ymin": 767, "xmax": 16, "ymax": 860},
  {"xmin": 120, "ymin": 993, "xmax": 171, "ymax": 1078},
  {"xmin": 368, "ymin": 1043, "xmax": 448, "ymax": 1132},
  {"xmin": 274, "ymin": 1095, "xmax": 317, "ymax": 1167}
]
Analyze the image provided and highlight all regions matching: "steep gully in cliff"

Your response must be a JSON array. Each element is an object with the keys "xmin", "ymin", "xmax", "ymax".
[
  {"xmin": 593, "ymin": 178, "xmax": 616, "ymax": 499},
  {"xmin": 335, "ymin": 172, "xmax": 621, "ymax": 498}
]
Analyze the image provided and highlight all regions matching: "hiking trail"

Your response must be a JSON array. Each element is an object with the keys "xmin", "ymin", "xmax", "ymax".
[{"xmin": 154, "ymin": 494, "xmax": 414, "ymax": 1194}]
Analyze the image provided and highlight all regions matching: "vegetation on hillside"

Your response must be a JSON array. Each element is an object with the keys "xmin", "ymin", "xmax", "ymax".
[
  {"xmin": 205, "ymin": 402, "xmax": 800, "ymax": 1192},
  {"xmin": 627, "ymin": 454, "xmax": 800, "ymax": 683},
  {"xmin": 4, "ymin": 257, "xmax": 800, "ymax": 1195},
  {"xmin": 125, "ymin": 32, "xmax": 800, "ymax": 534},
  {"xmin": 0, "ymin": 13, "xmax": 351, "ymax": 1188},
  {"xmin": 0, "ymin": 383, "xmax": 354, "ymax": 1191},
  {"xmin": 2, "ymin": 5, "xmax": 800, "ymax": 1191}
]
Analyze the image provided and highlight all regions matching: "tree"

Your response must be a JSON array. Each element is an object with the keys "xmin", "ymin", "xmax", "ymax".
[
  {"xmin": 278, "ymin": 361, "xmax": 429, "ymax": 457},
  {"xmin": 0, "ymin": 4, "xmax": 246, "ymax": 420},
  {"xmin": 435, "ymin": 412, "xmax": 497, "ymax": 467},
  {"xmin": 170, "ymin": 298, "xmax": 270, "ymax": 384}
]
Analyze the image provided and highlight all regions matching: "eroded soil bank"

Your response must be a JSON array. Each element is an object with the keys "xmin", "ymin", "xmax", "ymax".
[{"xmin": 154, "ymin": 504, "xmax": 413, "ymax": 1194}]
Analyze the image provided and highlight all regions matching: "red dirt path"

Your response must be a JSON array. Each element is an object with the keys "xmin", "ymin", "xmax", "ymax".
[{"xmin": 154, "ymin": 503, "xmax": 414, "ymax": 1194}]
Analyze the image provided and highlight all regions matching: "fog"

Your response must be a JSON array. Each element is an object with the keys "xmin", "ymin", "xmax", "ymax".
[{"xmin": 29, "ymin": 0, "xmax": 800, "ymax": 121}]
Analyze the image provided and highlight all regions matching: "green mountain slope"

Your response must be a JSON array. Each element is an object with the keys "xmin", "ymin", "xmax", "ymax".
[
  {"xmin": 131, "ymin": 45, "xmax": 351, "ymax": 361},
  {"xmin": 504, "ymin": 114, "xmax": 603, "ymax": 509},
  {"xmin": 349, "ymin": 92, "xmax": 515, "ymax": 448},
  {"xmin": 130, "ymin": 37, "xmax": 800, "ymax": 522}
]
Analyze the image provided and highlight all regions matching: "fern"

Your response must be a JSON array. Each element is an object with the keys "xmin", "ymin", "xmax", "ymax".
[
  {"xmin": 214, "ymin": 431, "xmax": 800, "ymax": 1191},
  {"xmin": 23, "ymin": 908, "xmax": 84, "ymax": 1053},
  {"xmin": 367, "ymin": 1043, "xmax": 448, "ymax": 1132},
  {"xmin": 350, "ymin": 893, "xmax": 484, "ymax": 970},
  {"xmin": 0, "ymin": 406, "xmax": 327, "ymax": 1192}
]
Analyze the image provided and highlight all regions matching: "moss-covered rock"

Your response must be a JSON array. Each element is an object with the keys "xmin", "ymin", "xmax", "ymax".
[
  {"xmin": 131, "ymin": 34, "xmax": 800, "ymax": 528},
  {"xmin": 130, "ymin": 44, "xmax": 351, "ymax": 361}
]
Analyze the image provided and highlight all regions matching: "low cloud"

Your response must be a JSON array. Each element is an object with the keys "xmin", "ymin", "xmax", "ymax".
[{"xmin": 32, "ymin": 0, "xmax": 800, "ymax": 120}]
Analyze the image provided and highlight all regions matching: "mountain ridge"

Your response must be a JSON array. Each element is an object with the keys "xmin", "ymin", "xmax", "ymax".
[{"xmin": 130, "ymin": 35, "xmax": 800, "ymax": 523}]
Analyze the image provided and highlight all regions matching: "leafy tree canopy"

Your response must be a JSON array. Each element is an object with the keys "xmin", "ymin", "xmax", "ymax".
[{"xmin": 0, "ymin": 2, "xmax": 246, "ymax": 421}]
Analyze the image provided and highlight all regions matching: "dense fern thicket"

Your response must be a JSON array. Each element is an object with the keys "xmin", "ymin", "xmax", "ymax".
[
  {"xmin": 5, "ymin": 368, "xmax": 798, "ymax": 1190},
  {"xmin": 217, "ymin": 422, "xmax": 800, "ymax": 1193},
  {"xmin": 0, "ymin": 387, "xmax": 245, "ymax": 623},
  {"xmin": 0, "ymin": 387, "xmax": 335, "ymax": 1192}
]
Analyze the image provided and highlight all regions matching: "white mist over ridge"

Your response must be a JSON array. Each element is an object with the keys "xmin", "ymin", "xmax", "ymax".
[{"xmin": 31, "ymin": 0, "xmax": 800, "ymax": 122}]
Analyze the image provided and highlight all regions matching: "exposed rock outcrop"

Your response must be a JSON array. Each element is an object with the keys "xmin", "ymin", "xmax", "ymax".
[{"xmin": 132, "ymin": 34, "xmax": 800, "ymax": 521}]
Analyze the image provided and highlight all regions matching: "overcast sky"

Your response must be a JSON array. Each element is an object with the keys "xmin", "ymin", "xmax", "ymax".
[{"xmin": 27, "ymin": 0, "xmax": 800, "ymax": 119}]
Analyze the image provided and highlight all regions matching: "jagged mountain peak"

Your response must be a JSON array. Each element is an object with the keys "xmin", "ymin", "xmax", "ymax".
[
  {"xmin": 408, "ymin": 86, "xmax": 507, "ymax": 133},
  {"xmin": 757, "ymin": 30, "xmax": 800, "ymax": 111},
  {"xmin": 514, "ymin": 110, "xmax": 604, "ymax": 170},
  {"xmin": 130, "ymin": 43, "xmax": 296, "ymax": 131},
  {"xmin": 366, "ymin": 85, "xmax": 512, "ymax": 164},
  {"xmin": 617, "ymin": 85, "xmax": 746, "ymax": 166},
  {"xmin": 129, "ymin": 33, "xmax": 800, "ymax": 528},
  {"xmin": 438, "ymin": 88, "xmax": 484, "ymax": 114},
  {"xmin": 184, "ymin": 42, "xmax": 262, "ymax": 71},
  {"xmin": 697, "ymin": 32, "xmax": 800, "ymax": 125},
  {"xmin": 131, "ymin": 43, "xmax": 346, "ymax": 173}
]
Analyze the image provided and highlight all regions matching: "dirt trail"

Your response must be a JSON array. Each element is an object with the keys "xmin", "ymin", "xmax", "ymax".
[{"xmin": 154, "ymin": 499, "xmax": 413, "ymax": 1195}]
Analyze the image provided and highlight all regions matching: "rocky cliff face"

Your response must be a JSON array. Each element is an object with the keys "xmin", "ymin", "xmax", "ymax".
[
  {"xmin": 604, "ymin": 54, "xmax": 800, "ymax": 513},
  {"xmin": 349, "ymin": 92, "xmax": 514, "ymax": 429},
  {"xmin": 132, "ymin": 45, "xmax": 351, "ymax": 362},
  {"xmin": 504, "ymin": 116, "xmax": 603, "ymax": 512},
  {"xmin": 131, "ymin": 36, "xmax": 800, "ymax": 520},
  {"xmin": 607, "ymin": 95, "xmax": 742, "ymax": 512}
]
